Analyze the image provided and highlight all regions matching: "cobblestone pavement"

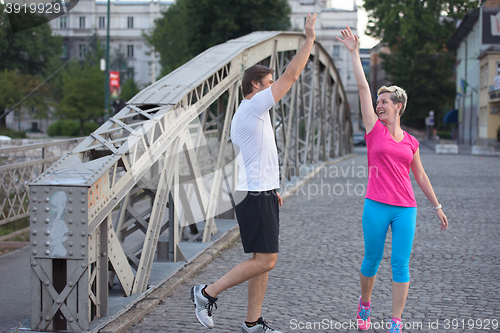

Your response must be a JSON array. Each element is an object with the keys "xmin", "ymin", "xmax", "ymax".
[{"xmin": 128, "ymin": 146, "xmax": 500, "ymax": 333}]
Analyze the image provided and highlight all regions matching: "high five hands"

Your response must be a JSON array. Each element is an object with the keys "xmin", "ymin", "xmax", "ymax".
[{"xmin": 336, "ymin": 25, "xmax": 359, "ymax": 52}]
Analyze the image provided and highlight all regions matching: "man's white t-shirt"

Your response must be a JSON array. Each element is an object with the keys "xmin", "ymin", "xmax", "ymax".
[{"xmin": 230, "ymin": 87, "xmax": 279, "ymax": 191}]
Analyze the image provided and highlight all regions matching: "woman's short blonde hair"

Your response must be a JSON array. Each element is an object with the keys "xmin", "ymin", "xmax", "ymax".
[{"xmin": 377, "ymin": 85, "xmax": 407, "ymax": 116}]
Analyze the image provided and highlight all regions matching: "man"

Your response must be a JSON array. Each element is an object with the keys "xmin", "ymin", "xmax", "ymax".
[{"xmin": 191, "ymin": 13, "xmax": 317, "ymax": 333}]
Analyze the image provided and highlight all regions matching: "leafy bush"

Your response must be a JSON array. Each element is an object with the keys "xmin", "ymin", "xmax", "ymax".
[
  {"xmin": 0, "ymin": 127, "xmax": 27, "ymax": 138},
  {"xmin": 47, "ymin": 119, "xmax": 99, "ymax": 136},
  {"xmin": 83, "ymin": 121, "xmax": 99, "ymax": 134},
  {"xmin": 436, "ymin": 131, "xmax": 452, "ymax": 140}
]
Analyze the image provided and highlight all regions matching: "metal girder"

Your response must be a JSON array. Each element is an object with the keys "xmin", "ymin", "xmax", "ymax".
[{"xmin": 28, "ymin": 31, "xmax": 352, "ymax": 331}]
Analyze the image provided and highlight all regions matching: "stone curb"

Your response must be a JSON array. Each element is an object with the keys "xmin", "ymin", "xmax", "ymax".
[{"xmin": 95, "ymin": 153, "xmax": 356, "ymax": 333}]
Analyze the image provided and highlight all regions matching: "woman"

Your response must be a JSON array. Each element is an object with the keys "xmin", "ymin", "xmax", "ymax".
[{"xmin": 337, "ymin": 26, "xmax": 449, "ymax": 333}]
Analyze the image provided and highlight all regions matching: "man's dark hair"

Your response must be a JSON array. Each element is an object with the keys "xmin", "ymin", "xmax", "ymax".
[{"xmin": 241, "ymin": 65, "xmax": 275, "ymax": 97}]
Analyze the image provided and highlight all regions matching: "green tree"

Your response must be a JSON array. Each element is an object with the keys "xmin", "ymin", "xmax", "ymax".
[
  {"xmin": 56, "ymin": 61, "xmax": 105, "ymax": 135},
  {"xmin": 0, "ymin": 69, "xmax": 25, "ymax": 125},
  {"xmin": 0, "ymin": 7, "xmax": 62, "ymax": 76},
  {"xmin": 363, "ymin": 0, "xmax": 479, "ymax": 127},
  {"xmin": 147, "ymin": 0, "xmax": 291, "ymax": 76},
  {"xmin": 120, "ymin": 78, "xmax": 140, "ymax": 101},
  {"xmin": 0, "ymin": 6, "xmax": 63, "ymax": 128}
]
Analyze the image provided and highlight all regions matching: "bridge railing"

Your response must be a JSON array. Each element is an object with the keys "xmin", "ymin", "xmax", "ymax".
[
  {"xmin": 0, "ymin": 138, "xmax": 83, "ymax": 241},
  {"xmin": 28, "ymin": 31, "xmax": 352, "ymax": 331}
]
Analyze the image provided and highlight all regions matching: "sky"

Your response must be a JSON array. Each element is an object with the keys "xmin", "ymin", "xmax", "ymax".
[{"xmin": 331, "ymin": 0, "xmax": 379, "ymax": 49}]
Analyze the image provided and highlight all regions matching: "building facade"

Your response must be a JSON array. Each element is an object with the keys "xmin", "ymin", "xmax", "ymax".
[
  {"xmin": 288, "ymin": 0, "xmax": 364, "ymax": 131},
  {"xmin": 478, "ymin": 47, "xmax": 500, "ymax": 147},
  {"xmin": 448, "ymin": 0, "xmax": 500, "ymax": 147},
  {"xmin": 369, "ymin": 42, "xmax": 391, "ymax": 104},
  {"xmin": 50, "ymin": 0, "xmax": 173, "ymax": 88}
]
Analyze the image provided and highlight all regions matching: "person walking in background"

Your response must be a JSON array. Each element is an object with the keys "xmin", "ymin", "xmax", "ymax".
[
  {"xmin": 337, "ymin": 26, "xmax": 449, "ymax": 333},
  {"xmin": 191, "ymin": 13, "xmax": 317, "ymax": 333}
]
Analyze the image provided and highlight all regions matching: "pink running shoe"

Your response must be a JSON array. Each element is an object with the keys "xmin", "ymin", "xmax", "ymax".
[
  {"xmin": 388, "ymin": 318, "xmax": 402, "ymax": 333},
  {"xmin": 356, "ymin": 296, "xmax": 371, "ymax": 330}
]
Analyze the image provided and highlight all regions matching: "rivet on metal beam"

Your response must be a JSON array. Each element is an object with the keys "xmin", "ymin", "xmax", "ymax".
[
  {"xmin": 32, "ymin": 250, "xmax": 37, "ymax": 255},
  {"xmin": 31, "ymin": 229, "xmax": 37, "ymax": 235},
  {"xmin": 69, "ymin": 231, "xmax": 74, "ymax": 236},
  {"xmin": 81, "ymin": 208, "xmax": 86, "ymax": 213},
  {"xmin": 32, "ymin": 241, "xmax": 37, "ymax": 246},
  {"xmin": 33, "ymin": 189, "xmax": 37, "ymax": 194},
  {"xmin": 68, "ymin": 219, "xmax": 73, "ymax": 224},
  {"xmin": 69, "ymin": 251, "xmax": 73, "ymax": 256},
  {"xmin": 81, "ymin": 189, "xmax": 86, "ymax": 195},
  {"xmin": 81, "ymin": 263, "xmax": 86, "ymax": 268},
  {"xmin": 32, "ymin": 218, "xmax": 37, "ymax": 223},
  {"xmin": 81, "ymin": 219, "xmax": 86, "ymax": 225},
  {"xmin": 45, "ymin": 189, "xmax": 50, "ymax": 193},
  {"xmin": 68, "ymin": 207, "xmax": 73, "ymax": 213},
  {"xmin": 45, "ymin": 230, "xmax": 50, "ymax": 236},
  {"xmin": 32, "ymin": 207, "xmax": 37, "ymax": 212},
  {"xmin": 45, "ymin": 241, "xmax": 50, "ymax": 247},
  {"xmin": 68, "ymin": 198, "xmax": 73, "ymax": 203},
  {"xmin": 45, "ymin": 207, "xmax": 50, "ymax": 212},
  {"xmin": 68, "ymin": 189, "xmax": 73, "ymax": 194},
  {"xmin": 45, "ymin": 250, "xmax": 50, "ymax": 255},
  {"xmin": 45, "ymin": 316, "xmax": 50, "ymax": 321},
  {"xmin": 32, "ymin": 197, "xmax": 37, "ymax": 202},
  {"xmin": 31, "ymin": 261, "xmax": 37, "ymax": 266},
  {"xmin": 44, "ymin": 218, "xmax": 49, "ymax": 224},
  {"xmin": 81, "ymin": 242, "xmax": 85, "ymax": 247},
  {"xmin": 81, "ymin": 252, "xmax": 86, "ymax": 257},
  {"xmin": 45, "ymin": 198, "xmax": 50, "ymax": 203},
  {"xmin": 81, "ymin": 232, "xmax": 86, "ymax": 237},
  {"xmin": 101, "ymin": 252, "xmax": 106, "ymax": 257}
]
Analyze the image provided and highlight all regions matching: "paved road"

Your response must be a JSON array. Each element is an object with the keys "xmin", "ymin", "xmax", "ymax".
[
  {"xmin": 0, "ymin": 246, "xmax": 30, "ymax": 332},
  {"xmin": 126, "ymin": 145, "xmax": 499, "ymax": 332}
]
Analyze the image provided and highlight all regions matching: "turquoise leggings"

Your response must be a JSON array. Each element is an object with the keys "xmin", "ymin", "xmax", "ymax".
[{"xmin": 360, "ymin": 199, "xmax": 417, "ymax": 283}]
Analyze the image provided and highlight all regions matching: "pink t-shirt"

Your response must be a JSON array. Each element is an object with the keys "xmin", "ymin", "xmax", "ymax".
[{"xmin": 365, "ymin": 120, "xmax": 419, "ymax": 207}]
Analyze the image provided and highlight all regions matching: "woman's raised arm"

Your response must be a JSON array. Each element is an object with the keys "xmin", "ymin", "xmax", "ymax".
[{"xmin": 337, "ymin": 26, "xmax": 378, "ymax": 133}]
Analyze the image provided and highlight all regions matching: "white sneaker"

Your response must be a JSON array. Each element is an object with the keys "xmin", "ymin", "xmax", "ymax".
[
  {"xmin": 191, "ymin": 284, "xmax": 217, "ymax": 328},
  {"xmin": 240, "ymin": 318, "xmax": 282, "ymax": 333}
]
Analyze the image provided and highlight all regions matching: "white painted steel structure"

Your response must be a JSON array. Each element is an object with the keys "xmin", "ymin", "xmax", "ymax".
[{"xmin": 28, "ymin": 31, "xmax": 352, "ymax": 331}]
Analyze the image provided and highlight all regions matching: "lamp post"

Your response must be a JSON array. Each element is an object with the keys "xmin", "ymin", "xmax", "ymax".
[{"xmin": 104, "ymin": 0, "xmax": 111, "ymax": 120}]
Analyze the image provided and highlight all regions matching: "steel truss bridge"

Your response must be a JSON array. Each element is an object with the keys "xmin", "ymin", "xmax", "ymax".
[{"xmin": 27, "ymin": 31, "xmax": 353, "ymax": 331}]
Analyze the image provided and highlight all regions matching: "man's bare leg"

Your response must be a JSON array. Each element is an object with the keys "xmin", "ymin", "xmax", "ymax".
[
  {"xmin": 205, "ymin": 253, "xmax": 277, "ymax": 298},
  {"xmin": 246, "ymin": 269, "xmax": 269, "ymax": 322}
]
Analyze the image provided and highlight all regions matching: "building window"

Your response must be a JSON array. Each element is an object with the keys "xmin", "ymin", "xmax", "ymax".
[
  {"xmin": 79, "ymin": 44, "xmax": 86, "ymax": 58},
  {"xmin": 127, "ymin": 45, "xmax": 134, "ymax": 58},
  {"xmin": 127, "ymin": 67, "xmax": 135, "ymax": 80},
  {"xmin": 127, "ymin": 17, "xmax": 134, "ymax": 29},
  {"xmin": 496, "ymin": 62, "xmax": 500, "ymax": 76},
  {"xmin": 99, "ymin": 16, "xmax": 106, "ymax": 29},
  {"xmin": 79, "ymin": 16, "xmax": 85, "ymax": 29},
  {"xmin": 60, "ymin": 16, "xmax": 67, "ymax": 29},
  {"xmin": 333, "ymin": 45, "xmax": 340, "ymax": 58},
  {"xmin": 61, "ymin": 45, "xmax": 68, "ymax": 59}
]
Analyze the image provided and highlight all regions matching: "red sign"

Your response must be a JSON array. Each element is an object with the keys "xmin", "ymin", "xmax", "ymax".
[
  {"xmin": 110, "ymin": 71, "xmax": 120, "ymax": 99},
  {"xmin": 110, "ymin": 71, "xmax": 120, "ymax": 89}
]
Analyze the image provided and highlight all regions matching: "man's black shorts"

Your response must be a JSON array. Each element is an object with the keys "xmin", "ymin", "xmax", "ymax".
[{"xmin": 233, "ymin": 190, "xmax": 279, "ymax": 253}]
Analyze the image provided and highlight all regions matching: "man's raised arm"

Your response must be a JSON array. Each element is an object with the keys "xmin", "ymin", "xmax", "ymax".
[{"xmin": 271, "ymin": 13, "xmax": 317, "ymax": 103}]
